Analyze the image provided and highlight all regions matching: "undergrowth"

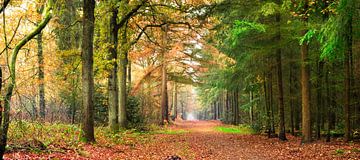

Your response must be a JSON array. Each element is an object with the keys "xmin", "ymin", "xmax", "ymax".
[{"xmin": 7, "ymin": 120, "xmax": 154, "ymax": 153}]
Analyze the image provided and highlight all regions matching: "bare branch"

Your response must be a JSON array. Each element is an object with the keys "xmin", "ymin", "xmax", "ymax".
[{"xmin": 0, "ymin": 17, "xmax": 22, "ymax": 56}]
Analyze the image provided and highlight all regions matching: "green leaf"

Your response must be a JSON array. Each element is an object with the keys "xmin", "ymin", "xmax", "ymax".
[{"xmin": 300, "ymin": 29, "xmax": 316, "ymax": 45}]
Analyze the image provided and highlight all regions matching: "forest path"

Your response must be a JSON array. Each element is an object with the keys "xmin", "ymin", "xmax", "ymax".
[
  {"xmin": 4, "ymin": 120, "xmax": 360, "ymax": 160},
  {"xmin": 111, "ymin": 120, "xmax": 272, "ymax": 160},
  {"xmin": 101, "ymin": 120, "xmax": 360, "ymax": 160}
]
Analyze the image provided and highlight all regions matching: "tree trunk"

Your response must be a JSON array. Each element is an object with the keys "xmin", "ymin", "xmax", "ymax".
[
  {"xmin": 269, "ymin": 72, "xmax": 275, "ymax": 134},
  {"xmin": 301, "ymin": 28, "xmax": 311, "ymax": 143},
  {"xmin": 325, "ymin": 64, "xmax": 331, "ymax": 142},
  {"xmin": 160, "ymin": 25, "xmax": 169, "ymax": 124},
  {"xmin": 234, "ymin": 90, "xmax": 239, "ymax": 125},
  {"xmin": 264, "ymin": 73, "xmax": 272, "ymax": 137},
  {"xmin": 173, "ymin": 83, "xmax": 178, "ymax": 119},
  {"xmin": 316, "ymin": 61, "xmax": 324, "ymax": 140},
  {"xmin": 160, "ymin": 60, "xmax": 169, "ymax": 124},
  {"xmin": 344, "ymin": 16, "xmax": 352, "ymax": 142},
  {"xmin": 289, "ymin": 65, "xmax": 295, "ymax": 136},
  {"xmin": 128, "ymin": 61, "xmax": 131, "ymax": 89},
  {"xmin": 249, "ymin": 91, "xmax": 254, "ymax": 125},
  {"xmin": 81, "ymin": 0, "xmax": 95, "ymax": 142},
  {"xmin": 108, "ymin": 9, "xmax": 119, "ymax": 131},
  {"xmin": 181, "ymin": 101, "xmax": 185, "ymax": 120},
  {"xmin": 118, "ymin": 27, "xmax": 128, "ymax": 128},
  {"xmin": 274, "ymin": 0, "xmax": 287, "ymax": 142},
  {"xmin": 212, "ymin": 101, "xmax": 217, "ymax": 120},
  {"xmin": 37, "ymin": 32, "xmax": 46, "ymax": 120},
  {"xmin": 225, "ymin": 91, "xmax": 230, "ymax": 123}
]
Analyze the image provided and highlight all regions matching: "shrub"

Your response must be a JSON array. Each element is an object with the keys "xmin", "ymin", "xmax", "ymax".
[{"xmin": 126, "ymin": 96, "xmax": 145, "ymax": 130}]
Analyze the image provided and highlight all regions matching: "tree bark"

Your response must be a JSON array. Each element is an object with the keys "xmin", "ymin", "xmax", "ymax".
[
  {"xmin": 225, "ymin": 91, "xmax": 229, "ymax": 123},
  {"xmin": 325, "ymin": 64, "xmax": 331, "ymax": 142},
  {"xmin": 275, "ymin": 9, "xmax": 286, "ymax": 140},
  {"xmin": 264, "ymin": 73, "xmax": 272, "ymax": 137},
  {"xmin": 269, "ymin": 71, "xmax": 275, "ymax": 134},
  {"xmin": 160, "ymin": 25, "xmax": 169, "ymax": 124},
  {"xmin": 344, "ymin": 15, "xmax": 352, "ymax": 142},
  {"xmin": 234, "ymin": 90, "xmax": 239, "ymax": 125},
  {"xmin": 301, "ymin": 28, "xmax": 311, "ymax": 143},
  {"xmin": 37, "ymin": 32, "xmax": 46, "ymax": 120},
  {"xmin": 173, "ymin": 83, "xmax": 178, "ymax": 119},
  {"xmin": 160, "ymin": 58, "xmax": 169, "ymax": 123},
  {"xmin": 81, "ymin": 0, "xmax": 95, "ymax": 142},
  {"xmin": 289, "ymin": 65, "xmax": 295, "ymax": 136},
  {"xmin": 108, "ymin": 8, "xmax": 119, "ymax": 131},
  {"xmin": 118, "ymin": 27, "xmax": 128, "ymax": 128},
  {"xmin": 316, "ymin": 61, "xmax": 324, "ymax": 140}
]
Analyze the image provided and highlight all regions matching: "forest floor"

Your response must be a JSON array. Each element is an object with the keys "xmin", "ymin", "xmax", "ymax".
[{"xmin": 4, "ymin": 120, "xmax": 360, "ymax": 160}]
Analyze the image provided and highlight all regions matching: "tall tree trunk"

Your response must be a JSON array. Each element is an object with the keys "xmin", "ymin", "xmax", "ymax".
[
  {"xmin": 232, "ymin": 91, "xmax": 235, "ymax": 124},
  {"xmin": 275, "ymin": 0, "xmax": 287, "ymax": 141},
  {"xmin": 234, "ymin": 90, "xmax": 239, "ymax": 125},
  {"xmin": 160, "ymin": 25, "xmax": 169, "ymax": 124},
  {"xmin": 118, "ymin": 27, "xmax": 128, "ymax": 128},
  {"xmin": 225, "ymin": 91, "xmax": 230, "ymax": 123},
  {"xmin": 344, "ymin": 15, "xmax": 352, "ymax": 142},
  {"xmin": 37, "ymin": 32, "xmax": 45, "ymax": 120},
  {"xmin": 108, "ymin": 9, "xmax": 119, "ymax": 131},
  {"xmin": 81, "ymin": 0, "xmax": 95, "ymax": 142},
  {"xmin": 301, "ymin": 27, "xmax": 311, "ymax": 143},
  {"xmin": 264, "ymin": 73, "xmax": 272, "ymax": 137},
  {"xmin": 269, "ymin": 72, "xmax": 276, "ymax": 134},
  {"xmin": 289, "ymin": 65, "xmax": 295, "ymax": 136},
  {"xmin": 316, "ymin": 61, "xmax": 324, "ymax": 140},
  {"xmin": 326, "ymin": 64, "xmax": 331, "ymax": 142},
  {"xmin": 160, "ymin": 60, "xmax": 169, "ymax": 123}
]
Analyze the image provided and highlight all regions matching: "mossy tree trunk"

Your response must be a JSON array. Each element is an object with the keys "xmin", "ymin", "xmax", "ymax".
[
  {"xmin": 108, "ymin": 8, "xmax": 119, "ymax": 131},
  {"xmin": 37, "ymin": 32, "xmax": 46, "ymax": 120}
]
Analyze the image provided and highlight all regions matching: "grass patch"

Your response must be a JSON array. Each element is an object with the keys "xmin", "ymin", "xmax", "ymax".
[
  {"xmin": 152, "ymin": 129, "xmax": 189, "ymax": 135},
  {"xmin": 215, "ymin": 125, "xmax": 254, "ymax": 134},
  {"xmin": 334, "ymin": 149, "xmax": 345, "ymax": 155}
]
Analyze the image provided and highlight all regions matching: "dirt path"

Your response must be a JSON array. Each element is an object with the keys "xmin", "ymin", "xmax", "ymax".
[
  {"xmin": 4, "ymin": 120, "xmax": 360, "ymax": 160},
  {"xmin": 93, "ymin": 120, "xmax": 360, "ymax": 160}
]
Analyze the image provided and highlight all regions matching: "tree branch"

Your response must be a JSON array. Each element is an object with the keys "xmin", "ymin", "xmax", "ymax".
[
  {"xmin": 116, "ymin": 0, "xmax": 147, "ymax": 30},
  {"xmin": 0, "ymin": 0, "xmax": 10, "ymax": 14},
  {"xmin": 0, "ymin": 17, "xmax": 22, "ymax": 56}
]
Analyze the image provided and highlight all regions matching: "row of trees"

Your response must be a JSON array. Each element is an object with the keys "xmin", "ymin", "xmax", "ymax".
[
  {"xmin": 197, "ymin": 0, "xmax": 360, "ymax": 143},
  {"xmin": 0, "ymin": 0, "xmax": 216, "ymax": 158}
]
